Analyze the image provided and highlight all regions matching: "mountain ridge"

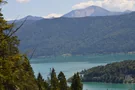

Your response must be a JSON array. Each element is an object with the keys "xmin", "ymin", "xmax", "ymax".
[
  {"xmin": 62, "ymin": 5, "xmax": 131, "ymax": 17},
  {"xmin": 19, "ymin": 15, "xmax": 43, "ymax": 21},
  {"xmin": 14, "ymin": 12, "xmax": 135, "ymax": 57},
  {"xmin": 9, "ymin": 5, "xmax": 132, "ymax": 22}
]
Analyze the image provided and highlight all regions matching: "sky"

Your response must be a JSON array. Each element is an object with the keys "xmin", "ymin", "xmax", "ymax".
[{"xmin": 2, "ymin": 0, "xmax": 135, "ymax": 20}]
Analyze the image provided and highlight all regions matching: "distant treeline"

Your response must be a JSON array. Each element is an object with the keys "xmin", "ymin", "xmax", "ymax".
[{"xmin": 81, "ymin": 60, "xmax": 135, "ymax": 83}]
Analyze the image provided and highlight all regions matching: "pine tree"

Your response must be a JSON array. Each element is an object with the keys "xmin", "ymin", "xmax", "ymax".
[
  {"xmin": 44, "ymin": 80, "xmax": 50, "ymax": 90},
  {"xmin": 50, "ymin": 68, "xmax": 59, "ymax": 90},
  {"xmin": 58, "ymin": 71, "xmax": 67, "ymax": 90},
  {"xmin": 71, "ymin": 73, "xmax": 83, "ymax": 90},
  {"xmin": 37, "ymin": 73, "xmax": 45, "ymax": 90}
]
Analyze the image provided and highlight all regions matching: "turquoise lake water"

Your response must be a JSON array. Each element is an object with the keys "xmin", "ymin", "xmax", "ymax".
[{"xmin": 31, "ymin": 54, "xmax": 135, "ymax": 90}]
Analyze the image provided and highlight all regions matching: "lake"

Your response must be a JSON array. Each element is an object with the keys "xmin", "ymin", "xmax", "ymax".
[{"xmin": 31, "ymin": 54, "xmax": 135, "ymax": 90}]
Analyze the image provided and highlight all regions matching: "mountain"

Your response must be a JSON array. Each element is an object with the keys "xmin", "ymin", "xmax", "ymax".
[
  {"xmin": 62, "ymin": 5, "xmax": 131, "ymax": 17},
  {"xmin": 8, "ymin": 15, "xmax": 45, "ymax": 31},
  {"xmin": 15, "ymin": 12, "xmax": 135, "ymax": 57},
  {"xmin": 8, "ymin": 15, "xmax": 44, "ymax": 24},
  {"xmin": 19, "ymin": 15, "xmax": 43, "ymax": 21}
]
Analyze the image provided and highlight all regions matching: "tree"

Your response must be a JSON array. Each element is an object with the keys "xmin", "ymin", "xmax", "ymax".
[
  {"xmin": 58, "ymin": 71, "xmax": 67, "ymax": 90},
  {"xmin": 44, "ymin": 80, "xmax": 50, "ymax": 90},
  {"xmin": 0, "ymin": 0, "xmax": 20, "ymax": 89},
  {"xmin": 37, "ymin": 73, "xmax": 45, "ymax": 90},
  {"xmin": 50, "ymin": 68, "xmax": 59, "ymax": 90},
  {"xmin": 71, "ymin": 73, "xmax": 83, "ymax": 90},
  {"xmin": 0, "ymin": 0, "xmax": 38, "ymax": 90}
]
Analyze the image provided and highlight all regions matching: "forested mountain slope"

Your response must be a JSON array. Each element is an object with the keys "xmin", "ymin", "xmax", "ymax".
[{"xmin": 16, "ymin": 12, "xmax": 135, "ymax": 57}]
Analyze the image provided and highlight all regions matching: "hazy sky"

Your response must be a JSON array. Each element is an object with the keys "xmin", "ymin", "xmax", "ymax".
[{"xmin": 2, "ymin": 0, "xmax": 135, "ymax": 20}]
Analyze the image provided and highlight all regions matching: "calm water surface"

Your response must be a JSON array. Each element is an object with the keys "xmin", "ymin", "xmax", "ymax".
[
  {"xmin": 31, "ymin": 54, "xmax": 135, "ymax": 90},
  {"xmin": 83, "ymin": 82, "xmax": 135, "ymax": 90}
]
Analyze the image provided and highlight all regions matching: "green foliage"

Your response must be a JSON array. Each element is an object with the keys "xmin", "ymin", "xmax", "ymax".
[
  {"xmin": 50, "ymin": 68, "xmax": 59, "ymax": 90},
  {"xmin": 71, "ymin": 73, "xmax": 83, "ymax": 90},
  {"xmin": 43, "ymin": 80, "xmax": 50, "ymax": 90},
  {"xmin": 81, "ymin": 60, "xmax": 135, "ymax": 83},
  {"xmin": 58, "ymin": 71, "xmax": 67, "ymax": 90},
  {"xmin": 36, "ymin": 69, "xmax": 82, "ymax": 90},
  {"xmin": 0, "ymin": 0, "xmax": 38, "ymax": 89},
  {"xmin": 37, "ymin": 73, "xmax": 46, "ymax": 90}
]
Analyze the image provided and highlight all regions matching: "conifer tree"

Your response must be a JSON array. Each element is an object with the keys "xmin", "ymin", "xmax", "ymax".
[
  {"xmin": 37, "ymin": 73, "xmax": 45, "ymax": 90},
  {"xmin": 71, "ymin": 73, "xmax": 83, "ymax": 90},
  {"xmin": 58, "ymin": 71, "xmax": 67, "ymax": 90},
  {"xmin": 44, "ymin": 80, "xmax": 50, "ymax": 90},
  {"xmin": 50, "ymin": 68, "xmax": 59, "ymax": 90}
]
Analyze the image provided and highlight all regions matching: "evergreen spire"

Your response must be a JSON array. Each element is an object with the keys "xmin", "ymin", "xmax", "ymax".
[
  {"xmin": 50, "ymin": 68, "xmax": 59, "ymax": 90},
  {"xmin": 71, "ymin": 72, "xmax": 83, "ymax": 90},
  {"xmin": 58, "ymin": 71, "xmax": 67, "ymax": 90}
]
